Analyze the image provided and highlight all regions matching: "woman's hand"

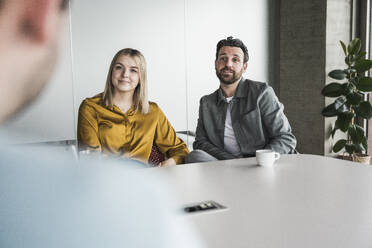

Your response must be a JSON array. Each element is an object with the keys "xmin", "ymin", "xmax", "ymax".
[{"xmin": 159, "ymin": 158, "xmax": 176, "ymax": 167}]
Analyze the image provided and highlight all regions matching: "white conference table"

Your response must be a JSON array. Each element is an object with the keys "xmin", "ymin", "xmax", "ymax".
[{"xmin": 150, "ymin": 154, "xmax": 372, "ymax": 248}]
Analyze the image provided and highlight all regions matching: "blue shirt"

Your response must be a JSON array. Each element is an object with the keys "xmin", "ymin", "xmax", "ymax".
[{"xmin": 0, "ymin": 143, "xmax": 204, "ymax": 247}]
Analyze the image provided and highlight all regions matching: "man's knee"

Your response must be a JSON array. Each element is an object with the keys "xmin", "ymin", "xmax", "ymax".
[{"xmin": 185, "ymin": 149, "xmax": 218, "ymax": 164}]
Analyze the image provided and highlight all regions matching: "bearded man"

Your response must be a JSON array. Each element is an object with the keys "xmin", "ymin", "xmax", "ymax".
[{"xmin": 186, "ymin": 36, "xmax": 297, "ymax": 163}]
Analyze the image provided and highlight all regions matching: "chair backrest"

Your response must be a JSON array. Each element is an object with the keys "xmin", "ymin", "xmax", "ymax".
[
  {"xmin": 176, "ymin": 130, "xmax": 195, "ymax": 151},
  {"xmin": 148, "ymin": 145, "xmax": 165, "ymax": 166}
]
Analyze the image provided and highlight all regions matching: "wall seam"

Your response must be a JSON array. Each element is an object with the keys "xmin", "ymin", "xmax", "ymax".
[
  {"xmin": 68, "ymin": 2, "xmax": 77, "ymax": 142},
  {"xmin": 183, "ymin": 0, "xmax": 190, "ymax": 145}
]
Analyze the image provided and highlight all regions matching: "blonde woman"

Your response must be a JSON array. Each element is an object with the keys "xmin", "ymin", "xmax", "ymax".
[{"xmin": 77, "ymin": 48, "xmax": 189, "ymax": 166}]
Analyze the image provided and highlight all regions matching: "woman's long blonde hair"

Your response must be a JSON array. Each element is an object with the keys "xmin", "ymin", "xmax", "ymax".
[{"xmin": 102, "ymin": 48, "xmax": 149, "ymax": 114}]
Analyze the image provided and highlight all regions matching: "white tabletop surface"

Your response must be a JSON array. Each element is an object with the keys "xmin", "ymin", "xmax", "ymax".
[{"xmin": 150, "ymin": 154, "xmax": 372, "ymax": 248}]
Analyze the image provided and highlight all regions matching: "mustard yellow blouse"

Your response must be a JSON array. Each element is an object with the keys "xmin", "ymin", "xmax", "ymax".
[{"xmin": 77, "ymin": 95, "xmax": 189, "ymax": 164}]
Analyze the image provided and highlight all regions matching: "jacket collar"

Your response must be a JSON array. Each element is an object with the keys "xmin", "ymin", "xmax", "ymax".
[
  {"xmin": 217, "ymin": 77, "xmax": 247, "ymax": 104},
  {"xmin": 234, "ymin": 77, "xmax": 249, "ymax": 98}
]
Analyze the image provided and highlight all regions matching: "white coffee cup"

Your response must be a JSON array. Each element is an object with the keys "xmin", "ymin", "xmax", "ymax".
[{"xmin": 255, "ymin": 149, "xmax": 280, "ymax": 167}]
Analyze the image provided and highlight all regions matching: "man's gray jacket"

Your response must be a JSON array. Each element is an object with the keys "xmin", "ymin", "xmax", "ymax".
[{"xmin": 193, "ymin": 78, "xmax": 296, "ymax": 160}]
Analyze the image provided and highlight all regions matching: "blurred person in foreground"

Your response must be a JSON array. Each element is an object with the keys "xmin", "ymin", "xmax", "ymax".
[{"xmin": 0, "ymin": 0, "xmax": 203, "ymax": 247}]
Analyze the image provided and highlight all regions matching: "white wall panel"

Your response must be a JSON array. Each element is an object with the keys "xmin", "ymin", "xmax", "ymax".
[
  {"xmin": 71, "ymin": 0, "xmax": 187, "ymax": 131},
  {"xmin": 185, "ymin": 0, "xmax": 269, "ymax": 133},
  {"xmin": 2, "ymin": 1, "xmax": 269, "ymax": 144}
]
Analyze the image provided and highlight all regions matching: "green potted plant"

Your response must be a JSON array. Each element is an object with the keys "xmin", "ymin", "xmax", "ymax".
[{"xmin": 321, "ymin": 38, "xmax": 372, "ymax": 164}]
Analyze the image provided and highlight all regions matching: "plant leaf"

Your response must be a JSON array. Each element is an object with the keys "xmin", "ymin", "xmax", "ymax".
[
  {"xmin": 329, "ymin": 70, "xmax": 346, "ymax": 80},
  {"xmin": 336, "ymin": 113, "xmax": 352, "ymax": 132},
  {"xmin": 347, "ymin": 55, "xmax": 356, "ymax": 65},
  {"xmin": 355, "ymin": 101, "xmax": 372, "ymax": 119},
  {"xmin": 334, "ymin": 96, "xmax": 348, "ymax": 112},
  {"xmin": 362, "ymin": 136, "xmax": 368, "ymax": 151},
  {"xmin": 355, "ymin": 51, "xmax": 367, "ymax": 62},
  {"xmin": 345, "ymin": 56, "xmax": 351, "ymax": 66},
  {"xmin": 355, "ymin": 124, "xmax": 365, "ymax": 140},
  {"xmin": 342, "ymin": 82, "xmax": 354, "ymax": 95},
  {"xmin": 340, "ymin": 40, "xmax": 347, "ymax": 55},
  {"xmin": 344, "ymin": 68, "xmax": 357, "ymax": 75},
  {"xmin": 322, "ymin": 93, "xmax": 350, "ymax": 118},
  {"xmin": 354, "ymin": 59, "xmax": 372, "ymax": 73},
  {"xmin": 355, "ymin": 143, "xmax": 364, "ymax": 153},
  {"xmin": 331, "ymin": 127, "xmax": 338, "ymax": 139},
  {"xmin": 346, "ymin": 92, "xmax": 363, "ymax": 105},
  {"xmin": 342, "ymin": 111, "xmax": 355, "ymax": 119},
  {"xmin": 333, "ymin": 139, "xmax": 347, "ymax": 153},
  {"xmin": 345, "ymin": 143, "xmax": 356, "ymax": 155},
  {"xmin": 357, "ymin": 77, "xmax": 372, "ymax": 92},
  {"xmin": 321, "ymin": 83, "xmax": 343, "ymax": 97},
  {"xmin": 348, "ymin": 125, "xmax": 362, "ymax": 144},
  {"xmin": 348, "ymin": 125, "xmax": 357, "ymax": 143},
  {"xmin": 348, "ymin": 38, "xmax": 361, "ymax": 55},
  {"xmin": 322, "ymin": 104, "xmax": 338, "ymax": 117}
]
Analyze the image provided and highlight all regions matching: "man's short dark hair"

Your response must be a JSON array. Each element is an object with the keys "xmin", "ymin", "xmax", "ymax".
[{"xmin": 216, "ymin": 36, "xmax": 249, "ymax": 63}]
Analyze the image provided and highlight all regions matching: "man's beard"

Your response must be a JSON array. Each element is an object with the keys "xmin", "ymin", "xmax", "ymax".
[{"xmin": 216, "ymin": 67, "xmax": 243, "ymax": 85}]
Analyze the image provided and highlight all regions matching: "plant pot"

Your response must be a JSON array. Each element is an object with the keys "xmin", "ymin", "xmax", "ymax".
[
  {"xmin": 352, "ymin": 154, "xmax": 371, "ymax": 165},
  {"xmin": 337, "ymin": 154, "xmax": 353, "ymax": 161}
]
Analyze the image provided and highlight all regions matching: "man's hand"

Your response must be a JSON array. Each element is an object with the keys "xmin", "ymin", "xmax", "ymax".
[{"xmin": 159, "ymin": 158, "xmax": 176, "ymax": 167}]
